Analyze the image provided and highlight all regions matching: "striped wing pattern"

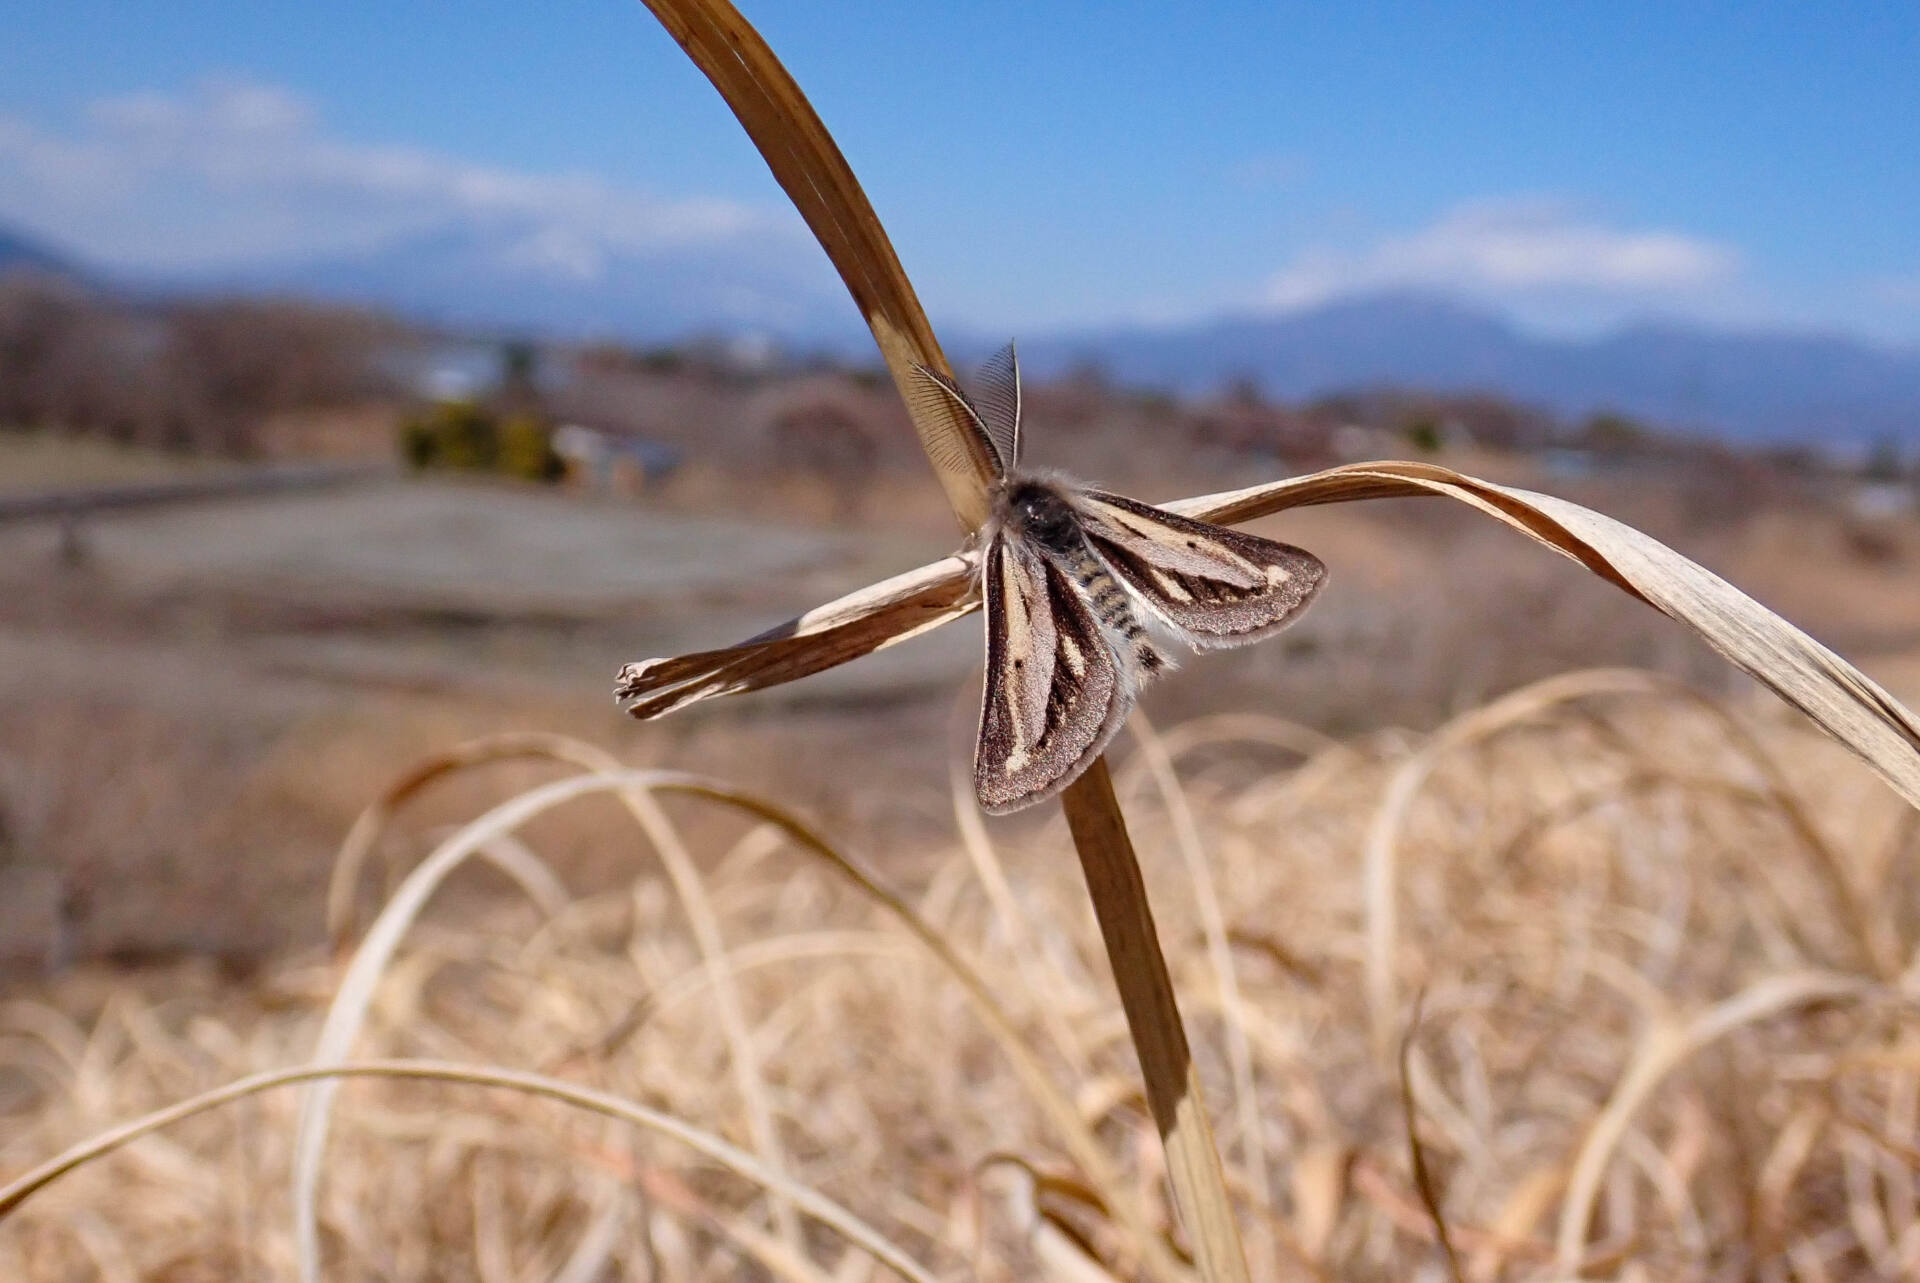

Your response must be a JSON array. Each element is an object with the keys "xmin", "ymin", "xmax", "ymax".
[
  {"xmin": 1073, "ymin": 489, "xmax": 1326, "ymax": 646},
  {"xmin": 975, "ymin": 533, "xmax": 1129, "ymax": 813}
]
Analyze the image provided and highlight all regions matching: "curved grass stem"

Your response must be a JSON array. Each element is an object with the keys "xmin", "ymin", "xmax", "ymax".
[{"xmin": 1063, "ymin": 755, "xmax": 1253, "ymax": 1283}]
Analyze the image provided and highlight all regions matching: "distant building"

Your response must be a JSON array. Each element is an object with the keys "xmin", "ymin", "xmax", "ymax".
[
  {"xmin": 1849, "ymin": 481, "xmax": 1915, "ymax": 521},
  {"xmin": 552, "ymin": 424, "xmax": 681, "ymax": 493}
]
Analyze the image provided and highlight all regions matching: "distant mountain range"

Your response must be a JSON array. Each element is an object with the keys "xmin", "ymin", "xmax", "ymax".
[
  {"xmin": 0, "ymin": 225, "xmax": 85, "ymax": 280},
  {"xmin": 1016, "ymin": 295, "xmax": 1920, "ymax": 445},
  {"xmin": 6, "ymin": 218, "xmax": 1917, "ymax": 446}
]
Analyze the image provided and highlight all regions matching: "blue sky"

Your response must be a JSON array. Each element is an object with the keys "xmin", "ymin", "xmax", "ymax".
[{"xmin": 2, "ymin": 2, "xmax": 1917, "ymax": 344}]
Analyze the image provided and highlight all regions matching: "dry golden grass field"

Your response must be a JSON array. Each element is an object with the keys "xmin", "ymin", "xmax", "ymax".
[{"xmin": 3, "ymin": 425, "xmax": 1920, "ymax": 1280}]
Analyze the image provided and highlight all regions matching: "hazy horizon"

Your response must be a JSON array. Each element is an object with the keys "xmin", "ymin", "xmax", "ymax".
[{"xmin": 4, "ymin": 3, "xmax": 1917, "ymax": 348}]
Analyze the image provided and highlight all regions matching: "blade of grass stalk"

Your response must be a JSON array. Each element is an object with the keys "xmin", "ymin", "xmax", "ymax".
[
  {"xmin": 1176, "ymin": 461, "xmax": 1920, "ymax": 813},
  {"xmin": 636, "ymin": 931, "xmax": 915, "ymax": 1024},
  {"xmin": 550, "ymin": 1188, "xmax": 624, "ymax": 1283},
  {"xmin": 1493, "ymin": 761, "xmax": 1879, "ymax": 975},
  {"xmin": 1838, "ymin": 1130, "xmax": 1897, "ymax": 1272},
  {"xmin": 945, "ymin": 683, "xmax": 1038, "ymax": 954},
  {"xmin": 1398, "ymin": 995, "xmax": 1464, "ymax": 1283},
  {"xmin": 1553, "ymin": 970, "xmax": 1867, "ymax": 1275},
  {"xmin": 638, "ymin": 0, "xmax": 996, "ymax": 525},
  {"xmin": 1063, "ymin": 758, "xmax": 1254, "ymax": 1283},
  {"xmin": 470, "ymin": 1151, "xmax": 511, "ymax": 1283},
  {"xmin": 1149, "ymin": 713, "xmax": 1340, "ymax": 765},
  {"xmin": 1492, "ymin": 769, "xmax": 1773, "ymax": 871},
  {"xmin": 1672, "ymin": 702, "xmax": 1900, "ymax": 978},
  {"xmin": 1581, "ymin": 675, "xmax": 1898, "ymax": 977},
  {"xmin": 1363, "ymin": 670, "xmax": 1680, "ymax": 1056},
  {"xmin": 327, "ymin": 730, "xmax": 629, "ymax": 949},
  {"xmin": 598, "ymin": 760, "xmax": 807, "ymax": 1248},
  {"xmin": 65, "ymin": 1210, "xmax": 136, "ymax": 1283},
  {"xmin": 985, "ymin": 1159, "xmax": 1129, "ymax": 1283},
  {"xmin": 681, "ymin": 1207, "xmax": 842, "ymax": 1283},
  {"xmin": 1752, "ymin": 1104, "xmax": 1827, "ymax": 1260},
  {"xmin": 1287, "ymin": 1142, "xmax": 1348, "ymax": 1269},
  {"xmin": 1347, "ymin": 1155, "xmax": 1567, "ymax": 1271},
  {"xmin": 317, "ymin": 766, "xmax": 1188, "ymax": 1283},
  {"xmin": 616, "ymin": 554, "xmax": 978, "ymax": 721},
  {"xmin": 337, "ymin": 735, "xmax": 800, "ymax": 1239},
  {"xmin": 946, "ymin": 686, "xmax": 1098, "ymax": 1082},
  {"xmin": 472, "ymin": 833, "xmax": 571, "ymax": 917},
  {"xmin": 1467, "ymin": 1165, "xmax": 1563, "ymax": 1279},
  {"xmin": 1228, "ymin": 738, "xmax": 1377, "ymax": 830},
  {"xmin": 635, "ymin": 1162, "xmax": 859, "ymax": 1283},
  {"xmin": 1127, "ymin": 712, "xmax": 1274, "ymax": 1272},
  {"xmin": 0, "ymin": 1059, "xmax": 937, "ymax": 1283},
  {"xmin": 301, "ymin": 769, "xmax": 651, "ymax": 1282},
  {"xmin": 0, "ymin": 1002, "xmax": 88, "ymax": 1074},
  {"xmin": 637, "ymin": 771, "xmax": 1196, "ymax": 1283},
  {"xmin": 549, "ymin": 931, "xmax": 911, "ymax": 1072},
  {"xmin": 302, "ymin": 750, "xmax": 802, "ymax": 1280},
  {"xmin": 1363, "ymin": 668, "xmax": 1892, "ymax": 1054}
]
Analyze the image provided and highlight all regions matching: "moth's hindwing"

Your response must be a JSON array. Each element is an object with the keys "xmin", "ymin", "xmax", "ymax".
[
  {"xmin": 975, "ymin": 533, "xmax": 1130, "ymax": 813},
  {"xmin": 1073, "ymin": 490, "xmax": 1327, "ymax": 647}
]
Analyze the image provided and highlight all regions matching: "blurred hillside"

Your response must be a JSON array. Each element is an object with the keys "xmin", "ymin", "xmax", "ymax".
[
  {"xmin": 2, "ymin": 294, "xmax": 1918, "ymax": 971},
  {"xmin": 8, "ymin": 215, "xmax": 1920, "ymax": 451}
]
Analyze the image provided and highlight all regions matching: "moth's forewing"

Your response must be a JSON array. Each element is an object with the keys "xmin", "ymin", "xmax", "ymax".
[
  {"xmin": 1074, "ymin": 490, "xmax": 1326, "ymax": 647},
  {"xmin": 976, "ymin": 533, "xmax": 1130, "ymax": 813},
  {"xmin": 988, "ymin": 533, "xmax": 1059, "ymax": 751}
]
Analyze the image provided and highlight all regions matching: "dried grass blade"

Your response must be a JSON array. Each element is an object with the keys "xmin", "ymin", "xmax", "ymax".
[
  {"xmin": 1174, "ymin": 461, "xmax": 1920, "ymax": 812},
  {"xmin": 617, "ymin": 555, "xmax": 977, "ymax": 720},
  {"xmin": 300, "ymin": 764, "xmax": 802, "ymax": 1279},
  {"xmin": 1127, "ymin": 713, "xmax": 1273, "ymax": 1268},
  {"xmin": 639, "ymin": 771, "xmax": 1195, "ymax": 1283},
  {"xmin": 326, "ymin": 730, "xmax": 624, "ymax": 950},
  {"xmin": 1063, "ymin": 758, "xmax": 1253, "ymax": 1283},
  {"xmin": 0, "ymin": 1060, "xmax": 937, "ymax": 1283},
  {"xmin": 1362, "ymin": 669, "xmax": 1687, "ymax": 1056},
  {"xmin": 1398, "ymin": 996, "xmax": 1464, "ymax": 1283},
  {"xmin": 639, "ymin": 0, "xmax": 996, "ymax": 524},
  {"xmin": 624, "ymin": 456, "xmax": 1920, "ymax": 817},
  {"xmin": 1552, "ymin": 970, "xmax": 1867, "ymax": 1274}
]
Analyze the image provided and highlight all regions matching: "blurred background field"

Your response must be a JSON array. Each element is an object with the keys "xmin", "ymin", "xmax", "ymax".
[
  {"xmin": 6, "ymin": 3, "xmax": 1920, "ymax": 1279},
  {"xmin": 3, "ymin": 320, "xmax": 1919, "ymax": 1278},
  {"xmin": 2, "ymin": 308, "xmax": 1917, "ymax": 967}
]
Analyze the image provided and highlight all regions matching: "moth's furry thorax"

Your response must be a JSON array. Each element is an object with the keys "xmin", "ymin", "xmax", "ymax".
[{"xmin": 984, "ymin": 469, "xmax": 1084, "ymax": 559}]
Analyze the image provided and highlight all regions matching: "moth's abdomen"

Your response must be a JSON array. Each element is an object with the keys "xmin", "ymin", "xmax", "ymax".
[
  {"xmin": 1058, "ymin": 539, "xmax": 1166, "ymax": 677},
  {"xmin": 1057, "ymin": 541, "xmax": 1125, "ymax": 623}
]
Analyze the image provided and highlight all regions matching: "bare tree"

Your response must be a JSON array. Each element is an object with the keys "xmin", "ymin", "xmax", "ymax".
[{"xmin": 0, "ymin": 281, "xmax": 397, "ymax": 456}]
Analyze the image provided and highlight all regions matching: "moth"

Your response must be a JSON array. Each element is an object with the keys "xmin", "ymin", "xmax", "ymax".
[{"xmin": 915, "ymin": 343, "xmax": 1327, "ymax": 814}]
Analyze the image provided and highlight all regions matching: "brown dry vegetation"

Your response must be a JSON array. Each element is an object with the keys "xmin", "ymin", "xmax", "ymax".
[
  {"xmin": 5, "ymin": 668, "xmax": 1920, "ymax": 1280},
  {"xmin": 3, "ymin": 413, "xmax": 1919, "ymax": 1280}
]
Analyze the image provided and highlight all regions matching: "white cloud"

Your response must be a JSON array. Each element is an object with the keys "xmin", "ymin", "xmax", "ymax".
[
  {"xmin": 1263, "ymin": 198, "xmax": 1739, "ymax": 312},
  {"xmin": 0, "ymin": 78, "xmax": 790, "ymax": 274}
]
